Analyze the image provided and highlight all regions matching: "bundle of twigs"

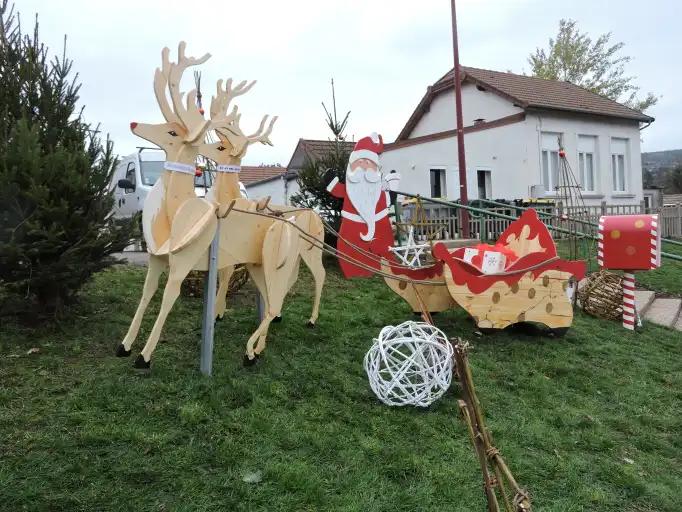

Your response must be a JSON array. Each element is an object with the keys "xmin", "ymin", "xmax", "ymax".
[
  {"xmin": 181, "ymin": 265, "xmax": 249, "ymax": 299},
  {"xmin": 453, "ymin": 341, "xmax": 532, "ymax": 512},
  {"xmin": 577, "ymin": 270, "xmax": 623, "ymax": 321}
]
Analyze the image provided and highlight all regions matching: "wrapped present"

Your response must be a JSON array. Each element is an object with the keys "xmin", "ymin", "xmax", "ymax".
[{"xmin": 462, "ymin": 243, "xmax": 518, "ymax": 274}]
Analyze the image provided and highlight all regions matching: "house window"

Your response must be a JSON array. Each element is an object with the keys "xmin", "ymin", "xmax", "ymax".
[
  {"xmin": 430, "ymin": 168, "xmax": 446, "ymax": 198},
  {"xmin": 477, "ymin": 170, "xmax": 491, "ymax": 199},
  {"xmin": 611, "ymin": 138, "xmax": 628, "ymax": 192},
  {"xmin": 541, "ymin": 132, "xmax": 561, "ymax": 193},
  {"xmin": 577, "ymin": 135, "xmax": 597, "ymax": 192}
]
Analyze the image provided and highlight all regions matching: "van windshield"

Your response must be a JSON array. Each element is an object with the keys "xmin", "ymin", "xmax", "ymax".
[
  {"xmin": 139, "ymin": 161, "xmax": 213, "ymax": 188},
  {"xmin": 140, "ymin": 161, "xmax": 164, "ymax": 185}
]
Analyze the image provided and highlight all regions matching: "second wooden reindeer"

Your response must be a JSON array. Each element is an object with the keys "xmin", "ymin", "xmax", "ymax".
[{"xmin": 200, "ymin": 79, "xmax": 326, "ymax": 327}]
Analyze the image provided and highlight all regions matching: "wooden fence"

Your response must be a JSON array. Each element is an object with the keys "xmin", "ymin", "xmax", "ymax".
[{"xmin": 399, "ymin": 200, "xmax": 682, "ymax": 241}]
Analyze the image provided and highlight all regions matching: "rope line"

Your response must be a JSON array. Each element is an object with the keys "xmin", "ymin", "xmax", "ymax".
[{"xmin": 223, "ymin": 205, "xmax": 572, "ymax": 286}]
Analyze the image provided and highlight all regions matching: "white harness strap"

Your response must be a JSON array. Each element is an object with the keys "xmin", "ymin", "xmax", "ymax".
[
  {"xmin": 164, "ymin": 161, "xmax": 196, "ymax": 174},
  {"xmin": 216, "ymin": 164, "xmax": 241, "ymax": 173}
]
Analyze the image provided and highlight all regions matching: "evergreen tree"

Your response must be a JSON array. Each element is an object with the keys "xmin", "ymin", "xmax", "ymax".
[
  {"xmin": 0, "ymin": 1, "xmax": 135, "ymax": 317},
  {"xmin": 291, "ymin": 80, "xmax": 351, "ymax": 240}
]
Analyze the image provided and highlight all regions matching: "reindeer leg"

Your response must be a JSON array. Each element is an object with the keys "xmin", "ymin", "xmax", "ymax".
[
  {"xmin": 136, "ymin": 209, "xmax": 216, "ymax": 369},
  {"xmin": 297, "ymin": 212, "xmax": 325, "ymax": 327},
  {"xmin": 300, "ymin": 248, "xmax": 325, "ymax": 327},
  {"xmin": 247, "ymin": 263, "xmax": 277, "ymax": 325},
  {"xmin": 117, "ymin": 255, "xmax": 167, "ymax": 356},
  {"xmin": 214, "ymin": 266, "xmax": 235, "ymax": 320},
  {"xmin": 248, "ymin": 221, "xmax": 300, "ymax": 359},
  {"xmin": 244, "ymin": 313, "xmax": 276, "ymax": 364},
  {"xmin": 134, "ymin": 265, "xmax": 189, "ymax": 369}
]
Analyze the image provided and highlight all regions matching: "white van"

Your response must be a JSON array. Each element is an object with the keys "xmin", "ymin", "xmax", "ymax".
[
  {"xmin": 112, "ymin": 149, "xmax": 248, "ymax": 219},
  {"xmin": 112, "ymin": 149, "xmax": 213, "ymax": 219}
]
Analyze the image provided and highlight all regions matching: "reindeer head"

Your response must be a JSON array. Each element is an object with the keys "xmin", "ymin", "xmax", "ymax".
[
  {"xmin": 130, "ymin": 42, "xmax": 212, "ymax": 162},
  {"xmin": 200, "ymin": 78, "xmax": 278, "ymax": 163}
]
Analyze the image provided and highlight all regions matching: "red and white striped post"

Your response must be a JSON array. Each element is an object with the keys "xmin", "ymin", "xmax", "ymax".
[
  {"xmin": 598, "ymin": 214, "xmax": 661, "ymax": 332},
  {"xmin": 621, "ymin": 271, "xmax": 636, "ymax": 330}
]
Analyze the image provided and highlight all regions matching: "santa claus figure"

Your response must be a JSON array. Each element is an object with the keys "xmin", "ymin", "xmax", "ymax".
[{"xmin": 326, "ymin": 133, "xmax": 397, "ymax": 278}]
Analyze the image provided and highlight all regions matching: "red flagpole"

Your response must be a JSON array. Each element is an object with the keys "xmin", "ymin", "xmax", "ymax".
[{"xmin": 451, "ymin": 0, "xmax": 470, "ymax": 238}]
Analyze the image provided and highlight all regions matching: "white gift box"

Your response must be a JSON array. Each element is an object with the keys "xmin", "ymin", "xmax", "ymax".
[
  {"xmin": 481, "ymin": 251, "xmax": 507, "ymax": 274},
  {"xmin": 463, "ymin": 247, "xmax": 479, "ymax": 264}
]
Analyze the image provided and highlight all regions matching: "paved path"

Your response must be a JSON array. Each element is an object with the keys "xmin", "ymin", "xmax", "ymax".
[
  {"xmin": 112, "ymin": 251, "xmax": 149, "ymax": 267},
  {"xmin": 641, "ymin": 296, "xmax": 682, "ymax": 330}
]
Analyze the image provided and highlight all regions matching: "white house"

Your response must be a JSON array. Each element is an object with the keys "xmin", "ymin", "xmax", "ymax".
[
  {"xmin": 381, "ymin": 66, "xmax": 654, "ymax": 206},
  {"xmin": 246, "ymin": 139, "xmax": 354, "ymax": 204},
  {"xmin": 239, "ymin": 165, "xmax": 288, "ymax": 202}
]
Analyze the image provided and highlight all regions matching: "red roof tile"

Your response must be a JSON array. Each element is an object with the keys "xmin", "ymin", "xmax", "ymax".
[{"xmin": 239, "ymin": 166, "xmax": 287, "ymax": 185}]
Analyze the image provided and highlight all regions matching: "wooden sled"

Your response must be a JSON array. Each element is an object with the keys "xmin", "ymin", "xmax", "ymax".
[
  {"xmin": 432, "ymin": 209, "xmax": 586, "ymax": 333},
  {"xmin": 381, "ymin": 258, "xmax": 456, "ymax": 314}
]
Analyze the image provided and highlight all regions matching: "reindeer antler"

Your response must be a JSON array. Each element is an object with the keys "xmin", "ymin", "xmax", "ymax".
[
  {"xmin": 153, "ymin": 47, "xmax": 181, "ymax": 124},
  {"xmin": 167, "ymin": 41, "xmax": 211, "ymax": 142},
  {"xmin": 209, "ymin": 78, "xmax": 257, "ymax": 120},
  {"xmin": 247, "ymin": 115, "xmax": 278, "ymax": 146}
]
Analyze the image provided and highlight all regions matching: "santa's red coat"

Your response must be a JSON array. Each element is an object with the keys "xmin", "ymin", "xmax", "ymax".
[{"xmin": 327, "ymin": 177, "xmax": 395, "ymax": 278}]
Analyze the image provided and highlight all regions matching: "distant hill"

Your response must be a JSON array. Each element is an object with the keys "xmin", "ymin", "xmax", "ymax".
[{"xmin": 642, "ymin": 149, "xmax": 682, "ymax": 172}]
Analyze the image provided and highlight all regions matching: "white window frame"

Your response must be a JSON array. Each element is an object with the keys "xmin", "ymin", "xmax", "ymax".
[
  {"xmin": 429, "ymin": 167, "xmax": 447, "ymax": 198},
  {"xmin": 610, "ymin": 138, "xmax": 629, "ymax": 193},
  {"xmin": 476, "ymin": 168, "xmax": 492, "ymax": 200},
  {"xmin": 540, "ymin": 132, "xmax": 562, "ymax": 195},
  {"xmin": 577, "ymin": 135, "xmax": 597, "ymax": 193}
]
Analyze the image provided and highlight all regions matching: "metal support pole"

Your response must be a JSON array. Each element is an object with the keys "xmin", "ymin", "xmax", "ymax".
[
  {"xmin": 450, "ymin": 0, "xmax": 470, "ymax": 238},
  {"xmin": 200, "ymin": 222, "xmax": 220, "ymax": 376},
  {"xmin": 256, "ymin": 291, "xmax": 266, "ymax": 323}
]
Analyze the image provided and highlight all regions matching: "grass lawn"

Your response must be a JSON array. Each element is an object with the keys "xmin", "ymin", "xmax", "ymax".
[
  {"xmin": 1, "ymin": 262, "xmax": 681, "ymax": 511},
  {"xmin": 638, "ymin": 241, "xmax": 682, "ymax": 296}
]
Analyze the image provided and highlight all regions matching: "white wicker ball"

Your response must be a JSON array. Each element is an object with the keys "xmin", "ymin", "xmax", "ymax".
[{"xmin": 363, "ymin": 321, "xmax": 454, "ymax": 407}]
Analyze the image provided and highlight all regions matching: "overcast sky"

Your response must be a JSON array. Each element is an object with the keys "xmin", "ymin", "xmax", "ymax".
[{"xmin": 17, "ymin": 0, "xmax": 679, "ymax": 165}]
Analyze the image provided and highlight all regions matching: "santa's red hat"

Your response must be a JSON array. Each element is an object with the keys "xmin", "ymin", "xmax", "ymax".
[{"xmin": 350, "ymin": 132, "xmax": 384, "ymax": 165}]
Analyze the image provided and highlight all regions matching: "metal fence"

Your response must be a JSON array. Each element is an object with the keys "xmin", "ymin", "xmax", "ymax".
[{"xmin": 399, "ymin": 200, "xmax": 682, "ymax": 241}]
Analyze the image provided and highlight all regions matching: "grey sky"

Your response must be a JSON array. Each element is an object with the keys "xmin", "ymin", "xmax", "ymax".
[{"xmin": 18, "ymin": 0, "xmax": 679, "ymax": 165}]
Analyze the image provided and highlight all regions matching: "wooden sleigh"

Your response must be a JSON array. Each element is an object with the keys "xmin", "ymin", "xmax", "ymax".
[{"xmin": 384, "ymin": 209, "xmax": 586, "ymax": 334}]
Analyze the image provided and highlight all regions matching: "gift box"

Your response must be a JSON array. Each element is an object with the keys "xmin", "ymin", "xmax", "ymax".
[
  {"xmin": 481, "ymin": 251, "xmax": 506, "ymax": 274},
  {"xmin": 461, "ymin": 243, "xmax": 517, "ymax": 274}
]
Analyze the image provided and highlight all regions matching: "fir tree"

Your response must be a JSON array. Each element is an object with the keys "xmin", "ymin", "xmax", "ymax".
[
  {"xmin": 290, "ymin": 79, "xmax": 351, "ymax": 241},
  {"xmin": 0, "ymin": 1, "xmax": 135, "ymax": 317}
]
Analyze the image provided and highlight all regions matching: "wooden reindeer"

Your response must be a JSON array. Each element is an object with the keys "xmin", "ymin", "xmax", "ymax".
[
  {"xmin": 128, "ymin": 83, "xmax": 312, "ymax": 369},
  {"xmin": 116, "ymin": 42, "xmax": 233, "ymax": 359},
  {"xmin": 199, "ymin": 79, "xmax": 325, "ymax": 325}
]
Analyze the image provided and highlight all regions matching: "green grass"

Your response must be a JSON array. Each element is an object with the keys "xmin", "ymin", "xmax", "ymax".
[
  {"xmin": 554, "ymin": 238, "xmax": 682, "ymax": 297},
  {"xmin": 638, "ymin": 242, "xmax": 682, "ymax": 296},
  {"xmin": 1, "ymin": 263, "xmax": 681, "ymax": 511}
]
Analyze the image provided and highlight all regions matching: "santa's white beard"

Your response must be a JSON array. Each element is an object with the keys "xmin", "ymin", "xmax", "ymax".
[{"xmin": 346, "ymin": 166, "xmax": 383, "ymax": 242}]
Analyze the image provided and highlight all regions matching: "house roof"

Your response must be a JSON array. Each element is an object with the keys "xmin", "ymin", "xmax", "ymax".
[
  {"xmin": 286, "ymin": 138, "xmax": 355, "ymax": 170},
  {"xmin": 397, "ymin": 66, "xmax": 654, "ymax": 140},
  {"xmin": 239, "ymin": 166, "xmax": 287, "ymax": 185}
]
